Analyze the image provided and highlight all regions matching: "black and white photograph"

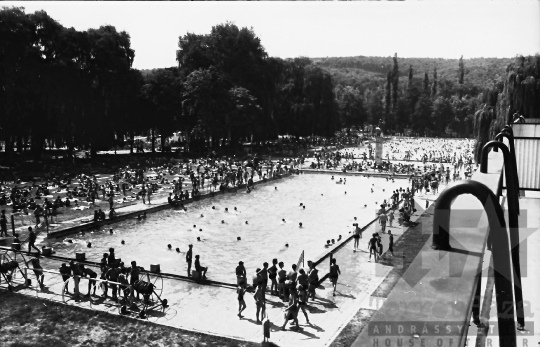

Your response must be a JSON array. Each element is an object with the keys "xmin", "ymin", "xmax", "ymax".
[{"xmin": 0, "ymin": 1, "xmax": 539, "ymax": 347}]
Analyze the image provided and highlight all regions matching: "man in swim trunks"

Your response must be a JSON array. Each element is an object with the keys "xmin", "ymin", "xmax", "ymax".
[
  {"xmin": 59, "ymin": 263, "xmax": 71, "ymax": 293},
  {"xmin": 26, "ymin": 257, "xmax": 44, "ymax": 289},
  {"xmin": 80, "ymin": 264, "xmax": 98, "ymax": 297},
  {"xmin": 353, "ymin": 224, "xmax": 361, "ymax": 249},
  {"xmin": 106, "ymin": 265, "xmax": 120, "ymax": 301},
  {"xmin": 277, "ymin": 262, "xmax": 287, "ymax": 300},
  {"xmin": 254, "ymin": 284, "xmax": 265, "ymax": 324},
  {"xmin": 236, "ymin": 261, "xmax": 246, "ymax": 286},
  {"xmin": 329, "ymin": 258, "xmax": 341, "ymax": 296},
  {"xmin": 268, "ymin": 259, "xmax": 278, "ymax": 295},
  {"xmin": 237, "ymin": 282, "xmax": 247, "ymax": 318},
  {"xmin": 307, "ymin": 261, "xmax": 319, "ymax": 301},
  {"xmin": 388, "ymin": 231, "xmax": 394, "ymax": 257},
  {"xmin": 388, "ymin": 210, "xmax": 394, "ymax": 227},
  {"xmin": 377, "ymin": 234, "xmax": 384, "ymax": 260},
  {"xmin": 70, "ymin": 260, "xmax": 82, "ymax": 297},
  {"xmin": 296, "ymin": 284, "xmax": 310, "ymax": 324},
  {"xmin": 129, "ymin": 261, "xmax": 141, "ymax": 300},
  {"xmin": 379, "ymin": 213, "xmax": 388, "ymax": 233},
  {"xmin": 287, "ymin": 264, "xmax": 298, "ymax": 286},
  {"xmin": 368, "ymin": 234, "xmax": 378, "ymax": 262},
  {"xmin": 258, "ymin": 262, "xmax": 269, "ymax": 299},
  {"xmin": 186, "ymin": 244, "xmax": 193, "ymax": 277}
]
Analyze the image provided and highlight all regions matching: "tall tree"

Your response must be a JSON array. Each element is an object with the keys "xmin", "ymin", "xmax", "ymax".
[
  {"xmin": 431, "ymin": 66, "xmax": 438, "ymax": 98},
  {"xmin": 385, "ymin": 71, "xmax": 392, "ymax": 119},
  {"xmin": 458, "ymin": 55, "xmax": 465, "ymax": 98},
  {"xmin": 423, "ymin": 70, "xmax": 430, "ymax": 94},
  {"xmin": 392, "ymin": 53, "xmax": 399, "ymax": 112},
  {"xmin": 408, "ymin": 65, "xmax": 414, "ymax": 89}
]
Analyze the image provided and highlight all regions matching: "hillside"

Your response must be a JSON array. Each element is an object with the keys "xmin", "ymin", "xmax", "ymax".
[{"xmin": 311, "ymin": 56, "xmax": 513, "ymax": 95}]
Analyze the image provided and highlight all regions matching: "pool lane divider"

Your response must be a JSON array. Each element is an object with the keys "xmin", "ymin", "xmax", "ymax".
[
  {"xmin": 45, "ymin": 172, "xmax": 294, "ymax": 240},
  {"xmin": 299, "ymin": 169, "xmax": 421, "ymax": 179}
]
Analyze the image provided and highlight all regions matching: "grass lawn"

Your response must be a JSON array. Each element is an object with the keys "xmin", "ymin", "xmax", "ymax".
[{"xmin": 0, "ymin": 290, "xmax": 262, "ymax": 347}]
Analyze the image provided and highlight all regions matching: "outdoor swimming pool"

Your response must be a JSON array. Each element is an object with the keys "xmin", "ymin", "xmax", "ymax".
[{"xmin": 51, "ymin": 174, "xmax": 405, "ymax": 283}]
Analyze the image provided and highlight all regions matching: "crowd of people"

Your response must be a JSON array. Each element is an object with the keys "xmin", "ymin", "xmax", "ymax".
[{"xmin": 1, "ymin": 135, "xmax": 479, "ymax": 333}]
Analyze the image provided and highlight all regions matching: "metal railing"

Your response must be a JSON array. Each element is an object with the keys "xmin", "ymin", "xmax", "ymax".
[
  {"xmin": 479, "ymin": 140, "xmax": 525, "ymax": 330},
  {"xmin": 432, "ymin": 179, "xmax": 516, "ymax": 345}
]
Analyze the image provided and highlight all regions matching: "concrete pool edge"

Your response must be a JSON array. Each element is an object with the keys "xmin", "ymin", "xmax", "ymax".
[
  {"xmin": 300, "ymin": 169, "xmax": 420, "ymax": 179},
  {"xmin": 45, "ymin": 172, "xmax": 295, "ymax": 240}
]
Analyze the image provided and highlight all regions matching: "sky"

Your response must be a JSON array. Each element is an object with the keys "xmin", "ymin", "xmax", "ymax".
[{"xmin": 6, "ymin": 1, "xmax": 540, "ymax": 70}]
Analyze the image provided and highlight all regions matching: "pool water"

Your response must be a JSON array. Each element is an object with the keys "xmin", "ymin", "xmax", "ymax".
[{"xmin": 52, "ymin": 174, "xmax": 405, "ymax": 283}]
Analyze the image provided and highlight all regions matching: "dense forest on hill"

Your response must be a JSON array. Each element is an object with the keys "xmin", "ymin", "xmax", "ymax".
[{"xmin": 312, "ymin": 56, "xmax": 513, "ymax": 97}]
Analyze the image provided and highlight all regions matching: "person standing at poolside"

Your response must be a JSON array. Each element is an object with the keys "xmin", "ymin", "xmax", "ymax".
[
  {"xmin": 277, "ymin": 262, "xmax": 286, "ymax": 300},
  {"xmin": 297, "ymin": 284, "xmax": 310, "ymax": 324},
  {"xmin": 258, "ymin": 263, "xmax": 268, "ymax": 300},
  {"xmin": 288, "ymin": 264, "xmax": 298, "ymax": 286},
  {"xmin": 329, "ymin": 258, "xmax": 341, "ymax": 296},
  {"xmin": 353, "ymin": 224, "xmax": 361, "ymax": 249},
  {"xmin": 388, "ymin": 210, "xmax": 394, "ymax": 227},
  {"xmin": 237, "ymin": 282, "xmax": 247, "ymax": 318},
  {"xmin": 186, "ymin": 244, "xmax": 193, "ymax": 277},
  {"xmin": 379, "ymin": 212, "xmax": 388, "ymax": 233},
  {"xmin": 254, "ymin": 284, "xmax": 265, "ymax": 324},
  {"xmin": 368, "ymin": 234, "xmax": 378, "ymax": 262},
  {"xmin": 307, "ymin": 261, "xmax": 318, "ymax": 301},
  {"xmin": 268, "ymin": 259, "xmax": 278, "ymax": 295},
  {"xmin": 70, "ymin": 261, "xmax": 82, "ymax": 297},
  {"xmin": 236, "ymin": 261, "xmax": 246, "ymax": 286}
]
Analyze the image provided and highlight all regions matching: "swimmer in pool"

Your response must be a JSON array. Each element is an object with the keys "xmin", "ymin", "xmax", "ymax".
[
  {"xmin": 303, "ymin": 206, "xmax": 305, "ymax": 209},
  {"xmin": 225, "ymin": 208, "xmax": 228, "ymax": 212},
  {"xmin": 282, "ymin": 219, "xmax": 286, "ymax": 223},
  {"xmin": 371, "ymin": 188, "xmax": 374, "ymax": 193},
  {"xmin": 137, "ymin": 214, "xmax": 142, "ymax": 221},
  {"xmin": 200, "ymin": 214, "xmax": 204, "ymax": 218}
]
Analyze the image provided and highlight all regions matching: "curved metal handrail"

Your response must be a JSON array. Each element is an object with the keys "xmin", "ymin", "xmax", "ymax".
[
  {"xmin": 432, "ymin": 180, "xmax": 516, "ymax": 344},
  {"xmin": 495, "ymin": 131, "xmax": 521, "ymax": 212},
  {"xmin": 479, "ymin": 140, "xmax": 524, "ymax": 329}
]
